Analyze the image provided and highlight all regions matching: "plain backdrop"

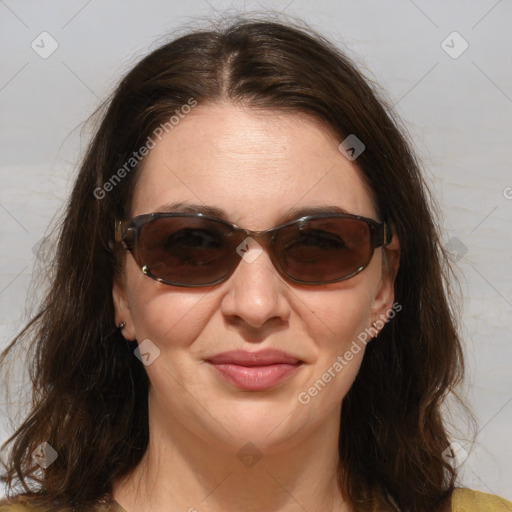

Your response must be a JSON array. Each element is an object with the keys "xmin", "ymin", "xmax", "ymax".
[{"xmin": 1, "ymin": 0, "xmax": 511, "ymax": 501}]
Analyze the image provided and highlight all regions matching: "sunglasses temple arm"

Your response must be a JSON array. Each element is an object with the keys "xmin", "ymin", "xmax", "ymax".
[
  {"xmin": 114, "ymin": 221, "xmax": 137, "ymax": 250},
  {"xmin": 376, "ymin": 222, "xmax": 393, "ymax": 247},
  {"xmin": 115, "ymin": 221, "xmax": 123, "ymax": 243}
]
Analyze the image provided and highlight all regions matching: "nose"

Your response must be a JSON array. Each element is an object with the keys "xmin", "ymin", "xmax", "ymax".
[{"xmin": 219, "ymin": 238, "xmax": 290, "ymax": 331}]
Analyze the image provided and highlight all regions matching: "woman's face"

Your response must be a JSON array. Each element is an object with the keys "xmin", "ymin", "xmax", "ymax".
[{"xmin": 113, "ymin": 103, "xmax": 398, "ymax": 455}]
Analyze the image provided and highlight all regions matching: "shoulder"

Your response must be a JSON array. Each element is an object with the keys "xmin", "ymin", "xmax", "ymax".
[
  {"xmin": 0, "ymin": 496, "xmax": 37, "ymax": 512},
  {"xmin": 0, "ymin": 495, "xmax": 124, "ymax": 512},
  {"xmin": 0, "ymin": 495, "xmax": 55, "ymax": 512},
  {"xmin": 452, "ymin": 488, "xmax": 512, "ymax": 511}
]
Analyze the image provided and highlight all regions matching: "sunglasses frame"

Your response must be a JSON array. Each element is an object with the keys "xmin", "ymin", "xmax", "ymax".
[{"xmin": 115, "ymin": 211, "xmax": 392, "ymax": 287}]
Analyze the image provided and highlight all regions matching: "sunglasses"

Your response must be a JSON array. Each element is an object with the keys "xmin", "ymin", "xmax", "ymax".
[{"xmin": 115, "ymin": 211, "xmax": 392, "ymax": 287}]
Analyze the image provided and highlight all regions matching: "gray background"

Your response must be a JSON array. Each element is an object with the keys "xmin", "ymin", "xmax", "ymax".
[{"xmin": 1, "ymin": 0, "xmax": 511, "ymax": 501}]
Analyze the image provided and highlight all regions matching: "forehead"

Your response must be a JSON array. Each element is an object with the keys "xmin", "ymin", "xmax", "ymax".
[{"xmin": 130, "ymin": 103, "xmax": 377, "ymax": 227}]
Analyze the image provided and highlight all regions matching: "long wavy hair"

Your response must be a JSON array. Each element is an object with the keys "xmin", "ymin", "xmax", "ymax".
[{"xmin": 1, "ymin": 16, "xmax": 469, "ymax": 512}]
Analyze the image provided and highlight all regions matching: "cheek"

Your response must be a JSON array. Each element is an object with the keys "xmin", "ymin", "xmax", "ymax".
[
  {"xmin": 294, "ymin": 278, "xmax": 379, "ymax": 406},
  {"xmin": 124, "ymin": 256, "xmax": 211, "ymax": 347},
  {"xmin": 302, "ymin": 252, "xmax": 383, "ymax": 353},
  {"xmin": 302, "ymin": 284, "xmax": 375, "ymax": 354},
  {"xmin": 292, "ymin": 291, "xmax": 374, "ymax": 420}
]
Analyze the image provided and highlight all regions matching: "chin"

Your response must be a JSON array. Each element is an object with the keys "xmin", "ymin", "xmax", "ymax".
[{"xmin": 204, "ymin": 402, "xmax": 311, "ymax": 449}]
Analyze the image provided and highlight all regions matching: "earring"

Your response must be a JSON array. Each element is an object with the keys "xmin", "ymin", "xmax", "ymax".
[{"xmin": 117, "ymin": 322, "xmax": 126, "ymax": 330}]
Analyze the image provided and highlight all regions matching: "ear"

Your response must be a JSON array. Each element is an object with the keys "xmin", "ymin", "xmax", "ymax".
[
  {"xmin": 370, "ymin": 230, "xmax": 401, "ymax": 332},
  {"xmin": 112, "ymin": 275, "xmax": 137, "ymax": 341}
]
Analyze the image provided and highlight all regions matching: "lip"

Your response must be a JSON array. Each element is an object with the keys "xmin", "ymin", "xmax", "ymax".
[{"xmin": 206, "ymin": 349, "xmax": 302, "ymax": 391}]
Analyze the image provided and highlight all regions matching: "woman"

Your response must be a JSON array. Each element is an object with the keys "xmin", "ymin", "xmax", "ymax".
[{"xmin": 1, "ymin": 17, "xmax": 510, "ymax": 512}]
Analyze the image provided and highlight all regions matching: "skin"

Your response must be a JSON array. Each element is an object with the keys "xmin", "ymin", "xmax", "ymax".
[{"xmin": 112, "ymin": 102, "xmax": 400, "ymax": 512}]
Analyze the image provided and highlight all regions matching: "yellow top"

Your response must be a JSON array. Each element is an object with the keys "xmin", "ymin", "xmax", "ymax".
[
  {"xmin": 450, "ymin": 489, "xmax": 512, "ymax": 511},
  {"xmin": 1, "ymin": 488, "xmax": 511, "ymax": 511}
]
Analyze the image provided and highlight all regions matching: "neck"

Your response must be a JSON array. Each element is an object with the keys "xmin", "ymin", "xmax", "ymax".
[{"xmin": 112, "ymin": 401, "xmax": 350, "ymax": 512}]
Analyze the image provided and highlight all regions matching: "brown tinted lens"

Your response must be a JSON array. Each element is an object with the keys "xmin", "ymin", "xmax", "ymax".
[
  {"xmin": 137, "ymin": 216, "xmax": 238, "ymax": 285},
  {"xmin": 275, "ymin": 217, "xmax": 372, "ymax": 283}
]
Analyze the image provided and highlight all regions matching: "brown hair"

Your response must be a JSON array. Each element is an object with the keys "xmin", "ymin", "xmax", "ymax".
[{"xmin": 1, "ymin": 16, "xmax": 469, "ymax": 512}]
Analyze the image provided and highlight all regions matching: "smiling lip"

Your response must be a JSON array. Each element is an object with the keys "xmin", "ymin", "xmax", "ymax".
[{"xmin": 206, "ymin": 349, "xmax": 302, "ymax": 391}]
